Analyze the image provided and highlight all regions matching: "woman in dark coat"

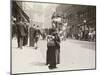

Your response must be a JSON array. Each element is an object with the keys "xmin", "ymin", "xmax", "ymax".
[
  {"xmin": 46, "ymin": 35, "xmax": 57, "ymax": 69},
  {"xmin": 46, "ymin": 29, "xmax": 60, "ymax": 69}
]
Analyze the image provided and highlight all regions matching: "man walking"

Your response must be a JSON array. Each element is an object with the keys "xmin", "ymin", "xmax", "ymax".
[
  {"xmin": 16, "ymin": 20, "xmax": 26, "ymax": 49},
  {"xmin": 34, "ymin": 26, "xmax": 41, "ymax": 49}
]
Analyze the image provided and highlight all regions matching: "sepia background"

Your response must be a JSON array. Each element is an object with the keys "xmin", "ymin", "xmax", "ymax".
[
  {"xmin": 12, "ymin": 0, "xmax": 96, "ymax": 74},
  {"xmin": 1, "ymin": 0, "xmax": 100, "ymax": 75}
]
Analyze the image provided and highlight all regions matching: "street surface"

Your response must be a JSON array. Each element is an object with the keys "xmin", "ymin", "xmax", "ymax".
[{"xmin": 12, "ymin": 38, "xmax": 96, "ymax": 74}]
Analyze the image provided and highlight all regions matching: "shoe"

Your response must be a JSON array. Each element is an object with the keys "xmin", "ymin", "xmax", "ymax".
[
  {"xmin": 35, "ymin": 47, "xmax": 38, "ymax": 49},
  {"xmin": 48, "ymin": 66, "xmax": 53, "ymax": 69},
  {"xmin": 45, "ymin": 63, "xmax": 48, "ymax": 65},
  {"xmin": 53, "ymin": 66, "xmax": 57, "ymax": 69},
  {"xmin": 48, "ymin": 66, "xmax": 57, "ymax": 69}
]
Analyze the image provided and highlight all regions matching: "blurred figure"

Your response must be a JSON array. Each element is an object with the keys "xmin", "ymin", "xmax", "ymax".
[
  {"xmin": 88, "ymin": 30, "xmax": 92, "ymax": 41},
  {"xmin": 42, "ymin": 31, "xmax": 46, "ymax": 40},
  {"xmin": 34, "ymin": 25, "xmax": 41, "ymax": 49},
  {"xmin": 23, "ymin": 22, "xmax": 29, "ymax": 46},
  {"xmin": 84, "ymin": 30, "xmax": 89, "ymax": 41},
  {"xmin": 88, "ymin": 30, "xmax": 96, "ymax": 42},
  {"xmin": 29, "ymin": 24, "xmax": 36, "ymax": 47},
  {"xmin": 92, "ymin": 30, "xmax": 96, "ymax": 42},
  {"xmin": 12, "ymin": 21, "xmax": 16, "ymax": 39},
  {"xmin": 12, "ymin": 17, "xmax": 17, "ymax": 39},
  {"xmin": 16, "ymin": 20, "xmax": 26, "ymax": 49}
]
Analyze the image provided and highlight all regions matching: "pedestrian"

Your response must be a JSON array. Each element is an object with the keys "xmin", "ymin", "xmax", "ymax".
[
  {"xmin": 16, "ymin": 20, "xmax": 26, "ymax": 49},
  {"xmin": 46, "ymin": 29, "xmax": 58, "ymax": 69},
  {"xmin": 12, "ymin": 18, "xmax": 17, "ymax": 39},
  {"xmin": 92, "ymin": 30, "xmax": 96, "ymax": 42},
  {"xmin": 12, "ymin": 21, "xmax": 16, "ymax": 39},
  {"xmin": 42, "ymin": 32, "xmax": 46, "ymax": 40},
  {"xmin": 84, "ymin": 30, "xmax": 89, "ymax": 41},
  {"xmin": 88, "ymin": 30, "xmax": 92, "ymax": 41},
  {"xmin": 34, "ymin": 25, "xmax": 41, "ymax": 49},
  {"xmin": 46, "ymin": 35, "xmax": 56, "ymax": 69},
  {"xmin": 29, "ymin": 24, "xmax": 36, "ymax": 47},
  {"xmin": 23, "ymin": 22, "xmax": 29, "ymax": 46}
]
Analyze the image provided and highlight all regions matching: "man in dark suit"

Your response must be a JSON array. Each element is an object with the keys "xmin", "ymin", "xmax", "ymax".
[
  {"xmin": 16, "ymin": 20, "xmax": 26, "ymax": 49},
  {"xmin": 23, "ymin": 22, "xmax": 29, "ymax": 46}
]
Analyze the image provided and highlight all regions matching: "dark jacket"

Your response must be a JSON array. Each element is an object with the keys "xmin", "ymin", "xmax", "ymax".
[
  {"xmin": 16, "ymin": 22, "xmax": 26, "ymax": 37},
  {"xmin": 54, "ymin": 34, "xmax": 60, "ymax": 49}
]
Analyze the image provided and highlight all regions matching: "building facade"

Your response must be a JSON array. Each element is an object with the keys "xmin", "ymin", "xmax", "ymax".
[
  {"xmin": 54, "ymin": 4, "xmax": 96, "ymax": 41},
  {"xmin": 12, "ymin": 1, "xmax": 30, "ymax": 23}
]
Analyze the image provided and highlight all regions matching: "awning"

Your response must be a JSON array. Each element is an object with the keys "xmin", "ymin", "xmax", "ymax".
[{"xmin": 12, "ymin": 1, "xmax": 30, "ymax": 22}]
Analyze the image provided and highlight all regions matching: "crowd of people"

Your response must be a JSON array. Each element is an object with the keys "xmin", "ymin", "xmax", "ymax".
[
  {"xmin": 12, "ymin": 17, "xmax": 61, "ymax": 69},
  {"xmin": 12, "ymin": 16, "xmax": 96, "ymax": 71},
  {"xmin": 12, "ymin": 15, "xmax": 96, "ymax": 70},
  {"xmin": 29, "ymin": 24, "xmax": 41, "ymax": 49},
  {"xmin": 67, "ymin": 30, "xmax": 96, "ymax": 42}
]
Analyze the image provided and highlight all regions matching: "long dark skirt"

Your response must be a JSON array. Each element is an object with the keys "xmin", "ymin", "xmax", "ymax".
[{"xmin": 46, "ymin": 46, "xmax": 56, "ymax": 66}]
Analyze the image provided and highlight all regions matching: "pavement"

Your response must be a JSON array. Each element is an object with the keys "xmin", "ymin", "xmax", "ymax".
[{"xmin": 12, "ymin": 38, "xmax": 96, "ymax": 74}]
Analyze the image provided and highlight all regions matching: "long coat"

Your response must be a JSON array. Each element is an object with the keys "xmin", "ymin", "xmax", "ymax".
[
  {"xmin": 46, "ymin": 34, "xmax": 60, "ymax": 65},
  {"xmin": 16, "ymin": 22, "xmax": 26, "ymax": 37},
  {"xmin": 16, "ymin": 22, "xmax": 26, "ymax": 48},
  {"xmin": 46, "ymin": 44, "xmax": 56, "ymax": 65},
  {"xmin": 54, "ymin": 34, "xmax": 60, "ymax": 64},
  {"xmin": 23, "ymin": 25, "xmax": 28, "ymax": 46},
  {"xmin": 29, "ymin": 27, "xmax": 35, "ymax": 46}
]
